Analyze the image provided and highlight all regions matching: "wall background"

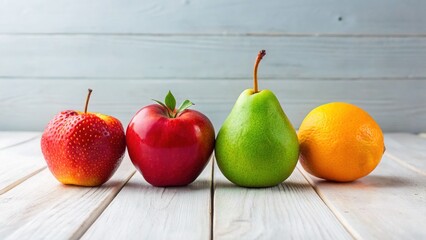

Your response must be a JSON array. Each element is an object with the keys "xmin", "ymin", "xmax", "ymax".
[{"xmin": 0, "ymin": 0, "xmax": 425, "ymax": 132}]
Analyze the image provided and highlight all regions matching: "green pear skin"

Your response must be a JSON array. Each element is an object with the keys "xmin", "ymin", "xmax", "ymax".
[{"xmin": 215, "ymin": 89, "xmax": 299, "ymax": 187}]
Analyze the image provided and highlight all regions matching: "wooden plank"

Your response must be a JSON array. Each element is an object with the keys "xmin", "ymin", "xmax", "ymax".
[
  {"xmin": 1, "ymin": 35, "xmax": 426, "ymax": 79},
  {"xmin": 82, "ymin": 158, "xmax": 213, "ymax": 239},
  {"xmin": 384, "ymin": 133, "xmax": 426, "ymax": 175},
  {"xmin": 1, "ymin": 0, "xmax": 426, "ymax": 34},
  {"xmin": 0, "ymin": 137, "xmax": 46, "ymax": 195},
  {"xmin": 213, "ymin": 162, "xmax": 352, "ymax": 239},
  {"xmin": 0, "ymin": 131, "xmax": 40, "ymax": 149},
  {"xmin": 0, "ymin": 79, "xmax": 425, "ymax": 132},
  {"xmin": 0, "ymin": 157, "xmax": 135, "ymax": 239},
  {"xmin": 299, "ymin": 154, "xmax": 426, "ymax": 239}
]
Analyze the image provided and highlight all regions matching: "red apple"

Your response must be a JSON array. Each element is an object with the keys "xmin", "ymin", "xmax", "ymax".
[
  {"xmin": 126, "ymin": 91, "xmax": 215, "ymax": 187},
  {"xmin": 41, "ymin": 89, "xmax": 126, "ymax": 186}
]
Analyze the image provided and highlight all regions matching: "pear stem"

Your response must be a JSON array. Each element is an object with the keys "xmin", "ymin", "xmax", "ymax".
[
  {"xmin": 253, "ymin": 50, "xmax": 266, "ymax": 93},
  {"xmin": 84, "ymin": 88, "xmax": 93, "ymax": 113}
]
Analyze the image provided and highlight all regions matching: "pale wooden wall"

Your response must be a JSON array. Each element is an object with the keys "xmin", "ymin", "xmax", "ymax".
[{"xmin": 0, "ymin": 0, "xmax": 425, "ymax": 132}]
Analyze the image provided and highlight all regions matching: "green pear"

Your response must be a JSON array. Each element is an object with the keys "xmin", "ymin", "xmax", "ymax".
[{"xmin": 215, "ymin": 50, "xmax": 299, "ymax": 187}]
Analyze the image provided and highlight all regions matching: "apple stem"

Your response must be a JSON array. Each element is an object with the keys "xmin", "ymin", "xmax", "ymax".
[
  {"xmin": 253, "ymin": 50, "xmax": 266, "ymax": 93},
  {"xmin": 84, "ymin": 88, "xmax": 93, "ymax": 113},
  {"xmin": 153, "ymin": 91, "xmax": 194, "ymax": 118}
]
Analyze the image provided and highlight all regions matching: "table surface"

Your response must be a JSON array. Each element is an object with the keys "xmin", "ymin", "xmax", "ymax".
[{"xmin": 0, "ymin": 132, "xmax": 425, "ymax": 240}]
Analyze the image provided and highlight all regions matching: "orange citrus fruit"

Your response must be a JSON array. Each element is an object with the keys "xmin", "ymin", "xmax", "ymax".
[{"xmin": 298, "ymin": 102, "xmax": 385, "ymax": 182}]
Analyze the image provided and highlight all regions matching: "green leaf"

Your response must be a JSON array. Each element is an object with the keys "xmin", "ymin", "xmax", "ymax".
[
  {"xmin": 177, "ymin": 100, "xmax": 194, "ymax": 113},
  {"xmin": 165, "ymin": 91, "xmax": 176, "ymax": 111},
  {"xmin": 152, "ymin": 99, "xmax": 168, "ymax": 110},
  {"xmin": 153, "ymin": 91, "xmax": 193, "ymax": 118}
]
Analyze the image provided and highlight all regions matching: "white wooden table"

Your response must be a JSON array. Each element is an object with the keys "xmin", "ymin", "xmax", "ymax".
[{"xmin": 0, "ymin": 131, "xmax": 425, "ymax": 239}]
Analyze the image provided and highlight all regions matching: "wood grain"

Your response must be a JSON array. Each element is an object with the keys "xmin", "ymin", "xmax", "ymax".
[
  {"xmin": 300, "ymin": 152, "xmax": 426, "ymax": 239},
  {"xmin": 385, "ymin": 133, "xmax": 426, "ymax": 175},
  {"xmin": 1, "ymin": 79, "xmax": 424, "ymax": 132},
  {"xmin": 213, "ymin": 162, "xmax": 352, "ymax": 239},
  {"xmin": 0, "ymin": 157, "xmax": 135, "ymax": 239},
  {"xmin": 0, "ymin": 131, "xmax": 40, "ymax": 149},
  {"xmin": 1, "ymin": 0, "xmax": 426, "ymax": 34},
  {"xmin": 0, "ymin": 0, "xmax": 424, "ymax": 135},
  {"xmin": 82, "ymin": 158, "xmax": 213, "ymax": 240},
  {"xmin": 1, "ymin": 35, "xmax": 426, "ymax": 79},
  {"xmin": 0, "ymin": 136, "xmax": 46, "ymax": 195}
]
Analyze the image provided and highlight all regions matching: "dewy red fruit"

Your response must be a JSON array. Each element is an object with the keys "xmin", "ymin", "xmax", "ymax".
[
  {"xmin": 41, "ymin": 89, "xmax": 126, "ymax": 186},
  {"xmin": 126, "ymin": 91, "xmax": 215, "ymax": 187}
]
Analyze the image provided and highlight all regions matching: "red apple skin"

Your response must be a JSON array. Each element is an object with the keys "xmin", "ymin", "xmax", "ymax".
[
  {"xmin": 41, "ymin": 110, "xmax": 126, "ymax": 186},
  {"xmin": 126, "ymin": 104, "xmax": 215, "ymax": 187}
]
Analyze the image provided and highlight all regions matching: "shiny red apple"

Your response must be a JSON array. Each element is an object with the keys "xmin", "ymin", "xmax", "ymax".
[
  {"xmin": 126, "ymin": 91, "xmax": 215, "ymax": 187},
  {"xmin": 41, "ymin": 89, "xmax": 126, "ymax": 186}
]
